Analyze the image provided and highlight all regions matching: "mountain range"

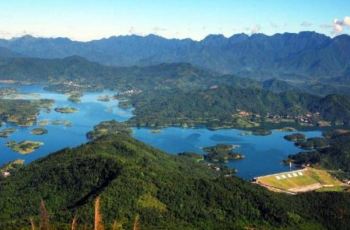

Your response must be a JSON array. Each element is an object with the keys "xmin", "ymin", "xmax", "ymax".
[{"xmin": 0, "ymin": 32, "xmax": 350, "ymax": 81}]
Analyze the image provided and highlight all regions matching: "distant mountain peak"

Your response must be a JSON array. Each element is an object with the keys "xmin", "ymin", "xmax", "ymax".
[{"xmin": 0, "ymin": 31, "xmax": 348, "ymax": 80}]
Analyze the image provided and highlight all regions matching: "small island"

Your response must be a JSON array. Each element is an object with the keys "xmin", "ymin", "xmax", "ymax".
[
  {"xmin": 51, "ymin": 120, "xmax": 72, "ymax": 127},
  {"xmin": 284, "ymin": 133, "xmax": 306, "ymax": 142},
  {"xmin": 6, "ymin": 140, "xmax": 43, "ymax": 154},
  {"xmin": 97, "ymin": 95, "xmax": 111, "ymax": 102},
  {"xmin": 31, "ymin": 127, "xmax": 48, "ymax": 135},
  {"xmin": 203, "ymin": 144, "xmax": 245, "ymax": 163},
  {"xmin": 251, "ymin": 128, "xmax": 272, "ymax": 136},
  {"xmin": 118, "ymin": 100, "xmax": 132, "ymax": 109},
  {"xmin": 38, "ymin": 119, "xmax": 50, "ymax": 126},
  {"xmin": 150, "ymin": 129, "xmax": 162, "ymax": 134},
  {"xmin": 295, "ymin": 137, "xmax": 328, "ymax": 150},
  {"xmin": 54, "ymin": 107, "xmax": 78, "ymax": 114},
  {"xmin": 0, "ymin": 128, "xmax": 16, "ymax": 138},
  {"xmin": 87, "ymin": 120, "xmax": 132, "ymax": 140},
  {"xmin": 67, "ymin": 92, "xmax": 83, "ymax": 103}
]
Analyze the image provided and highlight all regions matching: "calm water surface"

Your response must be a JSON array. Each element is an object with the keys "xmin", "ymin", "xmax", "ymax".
[{"xmin": 0, "ymin": 84, "xmax": 322, "ymax": 179}]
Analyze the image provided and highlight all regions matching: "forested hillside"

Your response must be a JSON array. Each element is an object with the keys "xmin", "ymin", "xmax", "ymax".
[
  {"xmin": 127, "ymin": 86, "xmax": 350, "ymax": 128},
  {"xmin": 0, "ymin": 133, "xmax": 350, "ymax": 229}
]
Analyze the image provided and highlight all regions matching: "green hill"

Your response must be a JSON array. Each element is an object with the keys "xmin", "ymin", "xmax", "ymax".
[
  {"xmin": 127, "ymin": 86, "xmax": 350, "ymax": 129},
  {"xmin": 1, "ymin": 134, "xmax": 350, "ymax": 229},
  {"xmin": 288, "ymin": 131, "xmax": 350, "ymax": 176}
]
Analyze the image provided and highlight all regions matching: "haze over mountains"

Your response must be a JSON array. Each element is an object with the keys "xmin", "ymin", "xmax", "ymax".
[{"xmin": 0, "ymin": 31, "xmax": 350, "ymax": 81}]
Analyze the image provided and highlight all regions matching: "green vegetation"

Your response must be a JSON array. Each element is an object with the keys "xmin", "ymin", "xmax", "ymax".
[
  {"xmin": 127, "ymin": 86, "xmax": 350, "ymax": 129},
  {"xmin": 288, "ymin": 131, "xmax": 350, "ymax": 176},
  {"xmin": 97, "ymin": 95, "xmax": 111, "ymax": 102},
  {"xmin": 0, "ymin": 99, "xmax": 54, "ymax": 126},
  {"xmin": 6, "ymin": 140, "xmax": 43, "ymax": 154},
  {"xmin": 0, "ymin": 127, "xmax": 16, "ymax": 138},
  {"xmin": 0, "ymin": 159, "xmax": 24, "ymax": 176},
  {"xmin": 30, "ymin": 127, "xmax": 48, "ymax": 135},
  {"xmin": 67, "ymin": 92, "xmax": 83, "ymax": 103},
  {"xmin": 0, "ymin": 87, "xmax": 17, "ymax": 97},
  {"xmin": 295, "ymin": 137, "xmax": 328, "ymax": 150},
  {"xmin": 0, "ymin": 134, "xmax": 350, "ymax": 229},
  {"xmin": 54, "ymin": 107, "xmax": 77, "ymax": 113},
  {"xmin": 203, "ymin": 144, "xmax": 244, "ymax": 163},
  {"xmin": 86, "ymin": 120, "xmax": 132, "ymax": 140},
  {"xmin": 150, "ymin": 129, "xmax": 161, "ymax": 134},
  {"xmin": 177, "ymin": 152, "xmax": 204, "ymax": 162},
  {"xmin": 251, "ymin": 128, "xmax": 272, "ymax": 136},
  {"xmin": 255, "ymin": 168, "xmax": 346, "ymax": 194},
  {"xmin": 51, "ymin": 119, "xmax": 72, "ymax": 127},
  {"xmin": 1, "ymin": 56, "xmax": 350, "ymax": 131},
  {"xmin": 38, "ymin": 119, "xmax": 50, "ymax": 126},
  {"xmin": 278, "ymin": 127, "xmax": 297, "ymax": 132},
  {"xmin": 284, "ymin": 133, "xmax": 306, "ymax": 142},
  {"xmin": 2, "ymin": 33, "xmax": 350, "ymax": 93}
]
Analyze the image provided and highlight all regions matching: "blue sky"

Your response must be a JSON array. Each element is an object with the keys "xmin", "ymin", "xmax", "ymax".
[{"xmin": 0, "ymin": 0, "xmax": 349, "ymax": 41}]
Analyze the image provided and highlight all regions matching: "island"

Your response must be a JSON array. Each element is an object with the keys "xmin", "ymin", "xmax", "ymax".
[
  {"xmin": 54, "ymin": 107, "xmax": 78, "ymax": 113},
  {"xmin": 97, "ymin": 95, "xmax": 110, "ymax": 102},
  {"xmin": 0, "ymin": 128, "xmax": 16, "ymax": 138},
  {"xmin": 295, "ymin": 137, "xmax": 328, "ymax": 150},
  {"xmin": 203, "ymin": 144, "xmax": 245, "ymax": 163},
  {"xmin": 87, "ymin": 120, "xmax": 132, "ymax": 140},
  {"xmin": 150, "ymin": 129, "xmax": 162, "ymax": 134},
  {"xmin": 284, "ymin": 133, "xmax": 306, "ymax": 142},
  {"xmin": 51, "ymin": 120, "xmax": 72, "ymax": 127},
  {"xmin": 38, "ymin": 119, "xmax": 50, "ymax": 126},
  {"xmin": 0, "ymin": 99, "xmax": 54, "ymax": 126},
  {"xmin": 67, "ymin": 92, "xmax": 83, "ymax": 103},
  {"xmin": 6, "ymin": 140, "xmax": 43, "ymax": 154},
  {"xmin": 251, "ymin": 128, "xmax": 272, "ymax": 136},
  {"xmin": 30, "ymin": 128, "xmax": 48, "ymax": 135}
]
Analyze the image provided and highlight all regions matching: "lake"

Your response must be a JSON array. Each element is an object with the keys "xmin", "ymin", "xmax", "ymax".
[{"xmin": 0, "ymin": 84, "xmax": 322, "ymax": 179}]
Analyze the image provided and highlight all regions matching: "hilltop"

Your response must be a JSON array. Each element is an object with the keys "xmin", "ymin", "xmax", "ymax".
[{"xmin": 0, "ymin": 133, "xmax": 350, "ymax": 229}]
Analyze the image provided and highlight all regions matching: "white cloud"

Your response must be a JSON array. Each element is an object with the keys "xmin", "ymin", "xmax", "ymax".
[
  {"xmin": 332, "ymin": 16, "xmax": 350, "ymax": 34},
  {"xmin": 250, "ymin": 24, "xmax": 261, "ymax": 34},
  {"xmin": 334, "ymin": 23, "xmax": 343, "ymax": 33},
  {"xmin": 344, "ymin": 16, "xmax": 350, "ymax": 26}
]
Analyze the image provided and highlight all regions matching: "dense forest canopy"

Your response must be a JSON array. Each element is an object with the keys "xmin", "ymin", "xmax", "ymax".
[{"xmin": 0, "ymin": 133, "xmax": 350, "ymax": 229}]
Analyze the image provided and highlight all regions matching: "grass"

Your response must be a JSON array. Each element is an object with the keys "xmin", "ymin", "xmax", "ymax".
[{"xmin": 256, "ymin": 168, "xmax": 345, "ymax": 193}]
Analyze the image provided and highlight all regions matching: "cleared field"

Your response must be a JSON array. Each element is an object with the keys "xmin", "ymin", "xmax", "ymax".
[{"xmin": 254, "ymin": 168, "xmax": 345, "ymax": 194}]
